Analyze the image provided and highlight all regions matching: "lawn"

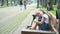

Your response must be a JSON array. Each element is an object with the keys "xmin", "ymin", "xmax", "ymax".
[
  {"xmin": 39, "ymin": 5, "xmax": 57, "ymax": 16},
  {"xmin": 0, "ymin": 10, "xmax": 30, "ymax": 34}
]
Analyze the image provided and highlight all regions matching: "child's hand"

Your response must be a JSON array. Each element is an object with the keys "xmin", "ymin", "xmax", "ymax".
[{"xmin": 34, "ymin": 19, "xmax": 39, "ymax": 24}]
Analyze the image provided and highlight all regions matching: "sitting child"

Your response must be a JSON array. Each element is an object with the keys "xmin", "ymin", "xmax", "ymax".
[
  {"xmin": 38, "ymin": 16, "xmax": 49, "ymax": 30},
  {"xmin": 31, "ymin": 10, "xmax": 49, "ymax": 30}
]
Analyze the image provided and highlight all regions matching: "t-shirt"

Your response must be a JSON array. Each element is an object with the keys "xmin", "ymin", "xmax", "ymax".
[
  {"xmin": 43, "ymin": 14, "xmax": 49, "ymax": 24},
  {"xmin": 38, "ymin": 16, "xmax": 42, "ymax": 21}
]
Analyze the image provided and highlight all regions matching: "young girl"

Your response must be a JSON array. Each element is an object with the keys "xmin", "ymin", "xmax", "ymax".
[{"xmin": 31, "ymin": 10, "xmax": 49, "ymax": 30}]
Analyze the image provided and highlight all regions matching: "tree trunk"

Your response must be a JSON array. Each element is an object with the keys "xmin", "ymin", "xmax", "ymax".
[
  {"xmin": 13, "ymin": 0, "xmax": 17, "ymax": 6},
  {"xmin": 57, "ymin": 0, "xmax": 60, "ymax": 33},
  {"xmin": 37, "ymin": 0, "xmax": 39, "ymax": 8},
  {"xmin": 59, "ymin": 19, "xmax": 60, "ymax": 33},
  {"xmin": 20, "ymin": 0, "xmax": 23, "ymax": 5},
  {"xmin": 40, "ymin": 0, "xmax": 42, "ymax": 5},
  {"xmin": 18, "ymin": 0, "xmax": 20, "ymax": 5},
  {"xmin": 1, "ymin": 0, "xmax": 4, "ymax": 6},
  {"xmin": 6, "ymin": 0, "xmax": 8, "ymax": 6},
  {"xmin": 14, "ymin": 0, "xmax": 15, "ymax": 6},
  {"xmin": 47, "ymin": 0, "xmax": 53, "ymax": 11},
  {"xmin": 40, "ymin": 0, "xmax": 43, "ymax": 7},
  {"xmin": 56, "ymin": 0, "xmax": 60, "ymax": 33},
  {"xmin": 43, "ymin": 0, "xmax": 47, "ymax": 7},
  {"xmin": 57, "ymin": 0, "xmax": 60, "ymax": 9},
  {"xmin": 53, "ymin": 0, "xmax": 57, "ymax": 5},
  {"xmin": 11, "ymin": 0, "xmax": 13, "ymax": 6}
]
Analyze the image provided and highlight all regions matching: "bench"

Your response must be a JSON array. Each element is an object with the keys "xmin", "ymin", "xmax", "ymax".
[
  {"xmin": 21, "ymin": 29, "xmax": 56, "ymax": 34},
  {"xmin": 21, "ymin": 11, "xmax": 58, "ymax": 34}
]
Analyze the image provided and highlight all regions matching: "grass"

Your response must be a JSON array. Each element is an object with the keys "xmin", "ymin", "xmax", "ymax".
[
  {"xmin": 0, "ymin": 10, "xmax": 30, "ymax": 34},
  {"xmin": 49, "ymin": 5, "xmax": 57, "ymax": 16},
  {"xmin": 39, "ymin": 5, "xmax": 57, "ymax": 16}
]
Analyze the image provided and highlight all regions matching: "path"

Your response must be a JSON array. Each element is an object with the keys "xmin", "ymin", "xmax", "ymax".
[
  {"xmin": 0, "ymin": 4, "xmax": 37, "ymax": 34},
  {"xmin": 0, "ymin": 4, "xmax": 36, "ymax": 23},
  {"xmin": 0, "ymin": 6, "xmax": 22, "ymax": 23},
  {"xmin": 12, "ymin": 9, "xmax": 35, "ymax": 34}
]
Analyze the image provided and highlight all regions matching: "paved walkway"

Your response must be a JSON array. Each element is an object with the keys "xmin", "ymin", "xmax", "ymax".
[
  {"xmin": 0, "ymin": 4, "xmax": 36, "ymax": 23},
  {"xmin": 0, "ymin": 6, "xmax": 23, "ymax": 23},
  {"xmin": 12, "ymin": 9, "xmax": 35, "ymax": 34},
  {"xmin": 0, "ymin": 4, "xmax": 37, "ymax": 34}
]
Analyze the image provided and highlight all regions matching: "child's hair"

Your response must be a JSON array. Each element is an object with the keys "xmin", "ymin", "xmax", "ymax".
[{"xmin": 38, "ymin": 9, "xmax": 46, "ymax": 14}]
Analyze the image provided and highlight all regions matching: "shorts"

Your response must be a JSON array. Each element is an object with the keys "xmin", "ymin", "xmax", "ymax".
[{"xmin": 38, "ymin": 23, "xmax": 49, "ymax": 30}]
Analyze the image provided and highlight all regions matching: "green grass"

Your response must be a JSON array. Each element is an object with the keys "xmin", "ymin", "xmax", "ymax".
[
  {"xmin": 39, "ymin": 5, "xmax": 57, "ymax": 16},
  {"xmin": 50, "ymin": 5, "xmax": 57, "ymax": 15},
  {"xmin": 0, "ymin": 10, "xmax": 30, "ymax": 34},
  {"xmin": 50, "ymin": 7, "xmax": 57, "ymax": 16}
]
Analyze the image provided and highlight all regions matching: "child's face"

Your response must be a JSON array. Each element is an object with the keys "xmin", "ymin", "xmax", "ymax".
[
  {"xmin": 39, "ymin": 11, "xmax": 43, "ymax": 16},
  {"xmin": 36, "ymin": 12, "xmax": 41, "ymax": 16},
  {"xmin": 37, "ymin": 13, "xmax": 41, "ymax": 16}
]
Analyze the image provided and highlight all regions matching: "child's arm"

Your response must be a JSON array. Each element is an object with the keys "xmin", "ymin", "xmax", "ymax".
[{"xmin": 34, "ymin": 16, "xmax": 45, "ymax": 25}]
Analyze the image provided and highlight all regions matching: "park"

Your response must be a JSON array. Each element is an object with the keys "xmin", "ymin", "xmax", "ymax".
[{"xmin": 0, "ymin": 0, "xmax": 60, "ymax": 34}]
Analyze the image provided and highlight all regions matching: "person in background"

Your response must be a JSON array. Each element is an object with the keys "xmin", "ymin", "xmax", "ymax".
[
  {"xmin": 20, "ymin": 0, "xmax": 23, "ymax": 10},
  {"xmin": 24, "ymin": 0, "xmax": 27, "ymax": 9}
]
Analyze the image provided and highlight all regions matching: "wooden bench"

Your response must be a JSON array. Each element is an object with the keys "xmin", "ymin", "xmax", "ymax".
[
  {"xmin": 21, "ymin": 29, "xmax": 56, "ymax": 34},
  {"xmin": 21, "ymin": 11, "xmax": 58, "ymax": 34}
]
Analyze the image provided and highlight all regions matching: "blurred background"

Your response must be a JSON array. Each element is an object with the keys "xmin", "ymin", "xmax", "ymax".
[{"xmin": 0, "ymin": 0, "xmax": 59, "ymax": 34}]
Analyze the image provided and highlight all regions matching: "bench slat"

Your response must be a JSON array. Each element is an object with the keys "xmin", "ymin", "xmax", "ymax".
[{"xmin": 21, "ymin": 29, "xmax": 56, "ymax": 34}]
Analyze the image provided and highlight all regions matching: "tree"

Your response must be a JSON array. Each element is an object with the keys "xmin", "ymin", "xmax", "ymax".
[
  {"xmin": 40, "ymin": 0, "xmax": 47, "ymax": 7},
  {"xmin": 1, "ymin": 0, "xmax": 4, "ymax": 6},
  {"xmin": 10, "ymin": 0, "xmax": 13, "ymax": 6},
  {"xmin": 57, "ymin": 0, "xmax": 60, "ymax": 9},
  {"xmin": 56, "ymin": 0, "xmax": 60, "ymax": 33},
  {"xmin": 43, "ymin": 0, "xmax": 47, "ymax": 7},
  {"xmin": 6, "ymin": 0, "xmax": 8, "ymax": 6},
  {"xmin": 20, "ymin": 0, "xmax": 23, "ymax": 5},
  {"xmin": 18, "ymin": 0, "xmax": 20, "ymax": 5},
  {"xmin": 41, "ymin": 0, "xmax": 44, "ymax": 7},
  {"xmin": 39, "ymin": 0, "xmax": 43, "ymax": 7},
  {"xmin": 37, "ymin": 0, "xmax": 39, "ymax": 8},
  {"xmin": 14, "ymin": 0, "xmax": 16, "ymax": 6},
  {"xmin": 53, "ymin": 0, "xmax": 57, "ymax": 5},
  {"xmin": 14, "ymin": 0, "xmax": 17, "ymax": 6},
  {"xmin": 47, "ymin": 0, "xmax": 53, "ymax": 11},
  {"xmin": 40, "ymin": 0, "xmax": 42, "ymax": 5}
]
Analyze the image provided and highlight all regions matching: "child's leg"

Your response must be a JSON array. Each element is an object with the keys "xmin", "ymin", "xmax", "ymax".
[{"xmin": 31, "ymin": 22, "xmax": 38, "ymax": 30}]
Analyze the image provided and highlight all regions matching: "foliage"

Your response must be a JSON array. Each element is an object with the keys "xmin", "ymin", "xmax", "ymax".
[{"xmin": 39, "ymin": 5, "xmax": 57, "ymax": 16}]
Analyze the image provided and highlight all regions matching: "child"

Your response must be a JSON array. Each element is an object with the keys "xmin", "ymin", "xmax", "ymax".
[{"xmin": 31, "ymin": 10, "xmax": 49, "ymax": 30}]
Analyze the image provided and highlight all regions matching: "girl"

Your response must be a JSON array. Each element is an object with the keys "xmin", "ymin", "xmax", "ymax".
[{"xmin": 31, "ymin": 10, "xmax": 49, "ymax": 30}]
